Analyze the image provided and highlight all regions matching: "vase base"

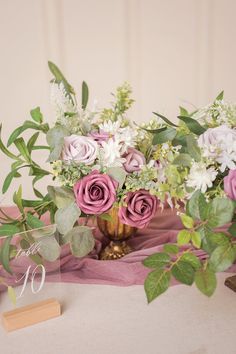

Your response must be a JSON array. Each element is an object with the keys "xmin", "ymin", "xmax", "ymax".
[{"xmin": 100, "ymin": 241, "xmax": 132, "ymax": 260}]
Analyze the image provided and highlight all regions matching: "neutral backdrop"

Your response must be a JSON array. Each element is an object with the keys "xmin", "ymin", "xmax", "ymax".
[{"xmin": 0, "ymin": 0, "xmax": 236, "ymax": 203}]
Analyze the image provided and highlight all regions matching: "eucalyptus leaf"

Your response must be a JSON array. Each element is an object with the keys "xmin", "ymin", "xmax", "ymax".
[
  {"xmin": 46, "ymin": 126, "xmax": 68, "ymax": 162},
  {"xmin": 65, "ymin": 226, "xmax": 95, "ymax": 258},
  {"xmin": 55, "ymin": 202, "xmax": 81, "ymax": 234},
  {"xmin": 47, "ymin": 186, "xmax": 75, "ymax": 208},
  {"xmin": 36, "ymin": 236, "xmax": 61, "ymax": 262},
  {"xmin": 107, "ymin": 167, "xmax": 127, "ymax": 188}
]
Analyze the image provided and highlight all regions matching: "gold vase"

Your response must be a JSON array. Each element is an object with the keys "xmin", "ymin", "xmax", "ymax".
[{"xmin": 97, "ymin": 206, "xmax": 137, "ymax": 260}]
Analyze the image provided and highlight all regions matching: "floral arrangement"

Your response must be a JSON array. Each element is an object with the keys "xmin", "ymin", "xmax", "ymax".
[
  {"xmin": 142, "ymin": 91, "xmax": 236, "ymax": 302},
  {"xmin": 0, "ymin": 62, "xmax": 159, "ymax": 284},
  {"xmin": 0, "ymin": 62, "xmax": 236, "ymax": 304}
]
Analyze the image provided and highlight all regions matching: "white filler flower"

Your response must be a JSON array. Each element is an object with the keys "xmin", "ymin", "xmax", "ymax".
[
  {"xmin": 186, "ymin": 162, "xmax": 218, "ymax": 193},
  {"xmin": 100, "ymin": 138, "xmax": 126, "ymax": 167}
]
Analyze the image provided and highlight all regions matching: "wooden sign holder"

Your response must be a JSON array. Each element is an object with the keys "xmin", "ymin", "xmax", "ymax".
[{"xmin": 2, "ymin": 298, "xmax": 61, "ymax": 332}]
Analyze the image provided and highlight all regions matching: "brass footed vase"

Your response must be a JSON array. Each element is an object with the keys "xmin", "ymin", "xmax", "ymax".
[{"xmin": 97, "ymin": 206, "xmax": 137, "ymax": 260}]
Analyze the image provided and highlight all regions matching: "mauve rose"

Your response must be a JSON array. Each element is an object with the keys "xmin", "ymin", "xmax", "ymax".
[
  {"xmin": 89, "ymin": 130, "xmax": 110, "ymax": 144},
  {"xmin": 74, "ymin": 170, "xmax": 118, "ymax": 214},
  {"xmin": 61, "ymin": 135, "xmax": 98, "ymax": 165},
  {"xmin": 224, "ymin": 169, "xmax": 236, "ymax": 200},
  {"xmin": 118, "ymin": 189, "xmax": 158, "ymax": 228},
  {"xmin": 123, "ymin": 148, "xmax": 146, "ymax": 173}
]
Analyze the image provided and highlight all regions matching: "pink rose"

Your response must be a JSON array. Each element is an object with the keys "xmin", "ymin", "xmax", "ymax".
[
  {"xmin": 224, "ymin": 169, "xmax": 236, "ymax": 200},
  {"xmin": 74, "ymin": 170, "xmax": 118, "ymax": 214},
  {"xmin": 119, "ymin": 189, "xmax": 158, "ymax": 228},
  {"xmin": 89, "ymin": 131, "xmax": 110, "ymax": 144},
  {"xmin": 61, "ymin": 135, "xmax": 98, "ymax": 165},
  {"xmin": 123, "ymin": 148, "xmax": 146, "ymax": 173}
]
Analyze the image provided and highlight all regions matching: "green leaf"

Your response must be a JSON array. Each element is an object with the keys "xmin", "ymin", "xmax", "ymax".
[
  {"xmin": 144, "ymin": 269, "xmax": 171, "ymax": 303},
  {"xmin": 2, "ymin": 169, "xmax": 18, "ymax": 194},
  {"xmin": 228, "ymin": 223, "xmax": 236, "ymax": 237},
  {"xmin": 163, "ymin": 244, "xmax": 179, "ymax": 255},
  {"xmin": 27, "ymin": 132, "xmax": 40, "ymax": 153},
  {"xmin": 191, "ymin": 231, "xmax": 201, "ymax": 249},
  {"xmin": 7, "ymin": 120, "xmax": 49, "ymax": 147},
  {"xmin": 107, "ymin": 167, "xmax": 127, "ymax": 188},
  {"xmin": 26, "ymin": 213, "xmax": 45, "ymax": 229},
  {"xmin": 99, "ymin": 213, "xmax": 113, "ymax": 222},
  {"xmin": 7, "ymin": 286, "xmax": 17, "ymax": 306},
  {"xmin": 215, "ymin": 90, "xmax": 224, "ymax": 101},
  {"xmin": 82, "ymin": 81, "xmax": 89, "ymax": 110},
  {"xmin": 13, "ymin": 185, "xmax": 23, "ymax": 213},
  {"xmin": 0, "ymin": 236, "xmax": 13, "ymax": 274},
  {"xmin": 0, "ymin": 124, "xmax": 21, "ymax": 160},
  {"xmin": 177, "ymin": 230, "xmax": 191, "ymax": 246},
  {"xmin": 178, "ymin": 116, "xmax": 206, "ymax": 135},
  {"xmin": 55, "ymin": 202, "xmax": 81, "ymax": 234},
  {"xmin": 195, "ymin": 267, "xmax": 217, "ymax": 297},
  {"xmin": 171, "ymin": 261, "xmax": 195, "ymax": 285},
  {"xmin": 143, "ymin": 252, "xmax": 170, "ymax": 269},
  {"xmin": 14, "ymin": 137, "xmax": 31, "ymax": 162},
  {"xmin": 186, "ymin": 135, "xmax": 201, "ymax": 162},
  {"xmin": 207, "ymin": 197, "xmax": 234, "ymax": 228},
  {"xmin": 152, "ymin": 112, "xmax": 178, "ymax": 127},
  {"xmin": 152, "ymin": 127, "xmax": 177, "ymax": 145},
  {"xmin": 46, "ymin": 126, "xmax": 68, "ymax": 162},
  {"xmin": 173, "ymin": 153, "xmax": 192, "ymax": 167},
  {"xmin": 30, "ymin": 107, "xmax": 43, "ymax": 123},
  {"xmin": 209, "ymin": 244, "xmax": 236, "ymax": 272},
  {"xmin": 180, "ymin": 214, "xmax": 194, "ymax": 229},
  {"xmin": 48, "ymin": 61, "xmax": 75, "ymax": 95},
  {"xmin": 179, "ymin": 106, "xmax": 189, "ymax": 116},
  {"xmin": 180, "ymin": 253, "xmax": 201, "ymax": 270},
  {"xmin": 186, "ymin": 191, "xmax": 208, "ymax": 221},
  {"xmin": 47, "ymin": 186, "xmax": 75, "ymax": 208},
  {"xmin": 36, "ymin": 236, "xmax": 60, "ymax": 262},
  {"xmin": 65, "ymin": 226, "xmax": 95, "ymax": 258},
  {"xmin": 0, "ymin": 224, "xmax": 20, "ymax": 236}
]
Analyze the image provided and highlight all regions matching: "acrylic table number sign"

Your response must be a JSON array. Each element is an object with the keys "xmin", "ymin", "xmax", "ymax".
[{"xmin": 0, "ymin": 225, "xmax": 62, "ymax": 331}]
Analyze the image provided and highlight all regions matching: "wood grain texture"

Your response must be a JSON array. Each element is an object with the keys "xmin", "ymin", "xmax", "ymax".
[{"xmin": 2, "ymin": 298, "xmax": 61, "ymax": 332}]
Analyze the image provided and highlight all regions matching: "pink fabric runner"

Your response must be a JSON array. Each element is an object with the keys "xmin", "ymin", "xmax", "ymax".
[{"xmin": 0, "ymin": 207, "xmax": 235, "ymax": 288}]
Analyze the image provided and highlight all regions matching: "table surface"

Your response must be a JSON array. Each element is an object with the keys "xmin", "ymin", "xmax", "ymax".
[{"xmin": 0, "ymin": 273, "xmax": 235, "ymax": 354}]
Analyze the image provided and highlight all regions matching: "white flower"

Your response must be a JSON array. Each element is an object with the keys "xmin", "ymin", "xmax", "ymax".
[
  {"xmin": 100, "ymin": 138, "xmax": 126, "ymax": 167},
  {"xmin": 61, "ymin": 135, "xmax": 98, "ymax": 165},
  {"xmin": 186, "ymin": 162, "xmax": 218, "ymax": 193},
  {"xmin": 99, "ymin": 120, "xmax": 121, "ymax": 135},
  {"xmin": 50, "ymin": 82, "xmax": 77, "ymax": 119},
  {"xmin": 198, "ymin": 125, "xmax": 236, "ymax": 172},
  {"xmin": 115, "ymin": 126, "xmax": 137, "ymax": 153}
]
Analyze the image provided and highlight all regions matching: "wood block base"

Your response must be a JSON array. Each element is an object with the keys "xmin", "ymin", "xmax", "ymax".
[
  {"xmin": 2, "ymin": 298, "xmax": 61, "ymax": 332},
  {"xmin": 225, "ymin": 275, "xmax": 236, "ymax": 293}
]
